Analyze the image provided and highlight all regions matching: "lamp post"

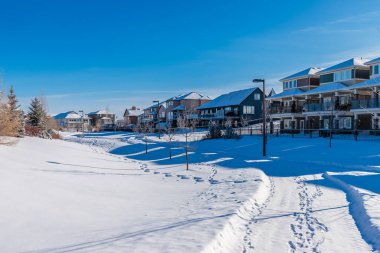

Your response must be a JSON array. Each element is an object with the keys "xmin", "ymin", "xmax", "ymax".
[
  {"xmin": 153, "ymin": 100, "xmax": 161, "ymax": 139},
  {"xmin": 253, "ymin": 78, "xmax": 266, "ymax": 156},
  {"xmin": 79, "ymin": 110, "xmax": 84, "ymax": 137}
]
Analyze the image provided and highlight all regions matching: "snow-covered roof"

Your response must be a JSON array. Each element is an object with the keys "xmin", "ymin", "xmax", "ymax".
[
  {"xmin": 197, "ymin": 88, "xmax": 260, "ymax": 110},
  {"xmin": 101, "ymin": 116, "xmax": 111, "ymax": 120},
  {"xmin": 302, "ymin": 82, "xmax": 348, "ymax": 95},
  {"xmin": 317, "ymin": 58, "xmax": 368, "ymax": 75},
  {"xmin": 173, "ymin": 105, "xmax": 185, "ymax": 111},
  {"xmin": 280, "ymin": 67, "xmax": 323, "ymax": 81},
  {"xmin": 53, "ymin": 111, "xmax": 81, "ymax": 119},
  {"xmin": 144, "ymin": 102, "xmax": 165, "ymax": 110},
  {"xmin": 348, "ymin": 77, "xmax": 380, "ymax": 90},
  {"xmin": 365, "ymin": 57, "xmax": 380, "ymax": 65},
  {"xmin": 88, "ymin": 109, "xmax": 115, "ymax": 115},
  {"xmin": 174, "ymin": 92, "xmax": 211, "ymax": 101},
  {"xmin": 267, "ymin": 88, "xmax": 304, "ymax": 100},
  {"xmin": 124, "ymin": 108, "xmax": 143, "ymax": 117}
]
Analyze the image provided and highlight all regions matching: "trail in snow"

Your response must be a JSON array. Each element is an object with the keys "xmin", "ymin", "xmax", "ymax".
[{"xmin": 242, "ymin": 175, "xmax": 373, "ymax": 253}]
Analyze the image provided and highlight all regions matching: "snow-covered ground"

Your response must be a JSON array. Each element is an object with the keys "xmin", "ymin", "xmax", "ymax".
[{"xmin": 1, "ymin": 132, "xmax": 380, "ymax": 253}]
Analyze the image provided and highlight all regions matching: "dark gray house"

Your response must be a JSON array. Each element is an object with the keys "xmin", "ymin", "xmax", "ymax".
[{"xmin": 197, "ymin": 87, "xmax": 263, "ymax": 127}]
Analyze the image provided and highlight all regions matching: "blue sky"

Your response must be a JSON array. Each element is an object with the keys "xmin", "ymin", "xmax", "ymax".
[{"xmin": 1, "ymin": 0, "xmax": 380, "ymax": 117}]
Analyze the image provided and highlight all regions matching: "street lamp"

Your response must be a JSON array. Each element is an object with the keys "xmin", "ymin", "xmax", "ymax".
[
  {"xmin": 252, "ymin": 78, "xmax": 266, "ymax": 156},
  {"xmin": 153, "ymin": 100, "xmax": 161, "ymax": 139}
]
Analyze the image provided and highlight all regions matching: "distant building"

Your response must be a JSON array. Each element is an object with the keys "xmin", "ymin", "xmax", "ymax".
[
  {"xmin": 165, "ymin": 92, "xmax": 211, "ymax": 126},
  {"xmin": 53, "ymin": 111, "xmax": 90, "ymax": 132},
  {"xmin": 197, "ymin": 87, "xmax": 263, "ymax": 127},
  {"xmin": 88, "ymin": 109, "xmax": 116, "ymax": 130},
  {"xmin": 123, "ymin": 106, "xmax": 143, "ymax": 126}
]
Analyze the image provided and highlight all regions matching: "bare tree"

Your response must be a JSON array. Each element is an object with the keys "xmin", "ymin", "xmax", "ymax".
[
  {"xmin": 166, "ymin": 121, "xmax": 175, "ymax": 159},
  {"xmin": 177, "ymin": 114, "xmax": 198, "ymax": 170}
]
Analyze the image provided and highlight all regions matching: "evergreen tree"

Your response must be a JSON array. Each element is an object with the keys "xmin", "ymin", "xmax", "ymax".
[
  {"xmin": 27, "ymin": 97, "xmax": 50, "ymax": 138},
  {"xmin": 7, "ymin": 86, "xmax": 23, "ymax": 136}
]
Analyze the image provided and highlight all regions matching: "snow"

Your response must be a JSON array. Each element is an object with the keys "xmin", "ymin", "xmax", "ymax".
[
  {"xmin": 53, "ymin": 111, "xmax": 82, "ymax": 119},
  {"xmin": 365, "ymin": 57, "xmax": 380, "ymax": 65},
  {"xmin": 349, "ymin": 77, "xmax": 380, "ymax": 90},
  {"xmin": 1, "ymin": 133, "xmax": 380, "ymax": 252},
  {"xmin": 302, "ymin": 82, "xmax": 348, "ymax": 95},
  {"xmin": 174, "ymin": 92, "xmax": 211, "ymax": 100},
  {"xmin": 197, "ymin": 88, "xmax": 259, "ymax": 110},
  {"xmin": 88, "ymin": 109, "xmax": 115, "ymax": 115},
  {"xmin": 267, "ymin": 88, "xmax": 304, "ymax": 100},
  {"xmin": 280, "ymin": 67, "xmax": 323, "ymax": 81},
  {"xmin": 317, "ymin": 58, "xmax": 368, "ymax": 74}
]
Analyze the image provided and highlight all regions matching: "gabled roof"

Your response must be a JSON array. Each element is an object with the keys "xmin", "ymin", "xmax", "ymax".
[
  {"xmin": 280, "ymin": 67, "xmax": 323, "ymax": 81},
  {"xmin": 53, "ymin": 111, "xmax": 81, "ymax": 119},
  {"xmin": 348, "ymin": 77, "xmax": 380, "ymax": 90},
  {"xmin": 88, "ymin": 109, "xmax": 115, "ymax": 115},
  {"xmin": 268, "ymin": 88, "xmax": 277, "ymax": 97},
  {"xmin": 302, "ymin": 82, "xmax": 348, "ymax": 95},
  {"xmin": 144, "ymin": 102, "xmax": 165, "ymax": 111},
  {"xmin": 174, "ymin": 92, "xmax": 211, "ymax": 101},
  {"xmin": 317, "ymin": 58, "xmax": 368, "ymax": 75},
  {"xmin": 267, "ymin": 88, "xmax": 304, "ymax": 100},
  {"xmin": 365, "ymin": 57, "xmax": 380, "ymax": 65},
  {"xmin": 197, "ymin": 87, "xmax": 260, "ymax": 110},
  {"xmin": 124, "ymin": 108, "xmax": 143, "ymax": 117}
]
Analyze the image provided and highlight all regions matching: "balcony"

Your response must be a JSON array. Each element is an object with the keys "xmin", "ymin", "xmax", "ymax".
[
  {"xmin": 351, "ymin": 98, "xmax": 379, "ymax": 110},
  {"xmin": 269, "ymin": 105, "xmax": 303, "ymax": 114},
  {"xmin": 306, "ymin": 102, "xmax": 351, "ymax": 112}
]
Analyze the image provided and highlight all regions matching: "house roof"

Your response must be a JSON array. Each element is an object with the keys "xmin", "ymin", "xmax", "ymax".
[
  {"xmin": 88, "ymin": 109, "xmax": 115, "ymax": 115},
  {"xmin": 174, "ymin": 92, "xmax": 211, "ymax": 101},
  {"xmin": 124, "ymin": 108, "xmax": 143, "ymax": 117},
  {"xmin": 267, "ymin": 88, "xmax": 304, "ymax": 100},
  {"xmin": 348, "ymin": 77, "xmax": 380, "ymax": 90},
  {"xmin": 302, "ymin": 82, "xmax": 348, "ymax": 95},
  {"xmin": 53, "ymin": 111, "xmax": 81, "ymax": 119},
  {"xmin": 365, "ymin": 57, "xmax": 380, "ymax": 65},
  {"xmin": 317, "ymin": 58, "xmax": 368, "ymax": 75},
  {"xmin": 144, "ymin": 102, "xmax": 165, "ymax": 110},
  {"xmin": 268, "ymin": 88, "xmax": 277, "ymax": 97},
  {"xmin": 197, "ymin": 87, "xmax": 260, "ymax": 110},
  {"xmin": 280, "ymin": 67, "xmax": 323, "ymax": 81}
]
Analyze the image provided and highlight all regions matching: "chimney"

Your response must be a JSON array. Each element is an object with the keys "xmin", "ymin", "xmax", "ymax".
[{"xmin": 131, "ymin": 106, "xmax": 136, "ymax": 110}]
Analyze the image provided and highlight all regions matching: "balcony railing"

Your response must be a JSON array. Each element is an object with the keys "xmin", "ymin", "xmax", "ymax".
[
  {"xmin": 269, "ymin": 106, "xmax": 303, "ymax": 114},
  {"xmin": 306, "ymin": 103, "xmax": 351, "ymax": 112},
  {"xmin": 351, "ymin": 98, "xmax": 379, "ymax": 110}
]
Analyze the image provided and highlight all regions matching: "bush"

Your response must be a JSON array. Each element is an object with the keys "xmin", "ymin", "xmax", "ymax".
[
  {"xmin": 206, "ymin": 122, "xmax": 222, "ymax": 139},
  {"xmin": 224, "ymin": 125, "xmax": 239, "ymax": 139}
]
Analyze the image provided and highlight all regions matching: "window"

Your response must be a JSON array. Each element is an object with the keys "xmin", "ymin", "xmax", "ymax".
[
  {"xmin": 334, "ymin": 72, "xmax": 339, "ymax": 81},
  {"xmin": 284, "ymin": 119, "xmax": 291, "ymax": 129},
  {"xmin": 285, "ymin": 82, "xmax": 288, "ymax": 89},
  {"xmin": 374, "ymin": 65, "xmax": 379, "ymax": 75},
  {"xmin": 243, "ymin": 105, "xmax": 255, "ymax": 114},
  {"xmin": 339, "ymin": 117, "xmax": 352, "ymax": 129},
  {"xmin": 225, "ymin": 107, "xmax": 231, "ymax": 111},
  {"xmin": 340, "ymin": 71, "xmax": 344, "ymax": 80},
  {"xmin": 346, "ymin": 70, "xmax": 351, "ymax": 79},
  {"xmin": 254, "ymin": 93, "xmax": 261, "ymax": 100},
  {"xmin": 324, "ymin": 119, "xmax": 330, "ymax": 129},
  {"xmin": 293, "ymin": 80, "xmax": 297, "ymax": 87}
]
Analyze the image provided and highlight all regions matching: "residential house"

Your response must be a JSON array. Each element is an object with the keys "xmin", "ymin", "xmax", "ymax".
[
  {"xmin": 268, "ymin": 58, "xmax": 372, "ymax": 132},
  {"xmin": 141, "ymin": 103, "xmax": 166, "ymax": 126},
  {"xmin": 123, "ymin": 106, "xmax": 143, "ymax": 126},
  {"xmin": 348, "ymin": 57, "xmax": 380, "ymax": 130},
  {"xmin": 88, "ymin": 109, "xmax": 116, "ymax": 130},
  {"xmin": 53, "ymin": 111, "xmax": 91, "ymax": 132},
  {"xmin": 197, "ymin": 87, "xmax": 263, "ymax": 127},
  {"xmin": 166, "ymin": 92, "xmax": 211, "ymax": 126}
]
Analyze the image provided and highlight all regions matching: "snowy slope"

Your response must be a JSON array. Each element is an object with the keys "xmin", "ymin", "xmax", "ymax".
[{"xmin": 1, "ymin": 133, "xmax": 380, "ymax": 252}]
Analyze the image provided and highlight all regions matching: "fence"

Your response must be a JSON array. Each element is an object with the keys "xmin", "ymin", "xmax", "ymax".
[{"xmin": 233, "ymin": 126, "xmax": 380, "ymax": 142}]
